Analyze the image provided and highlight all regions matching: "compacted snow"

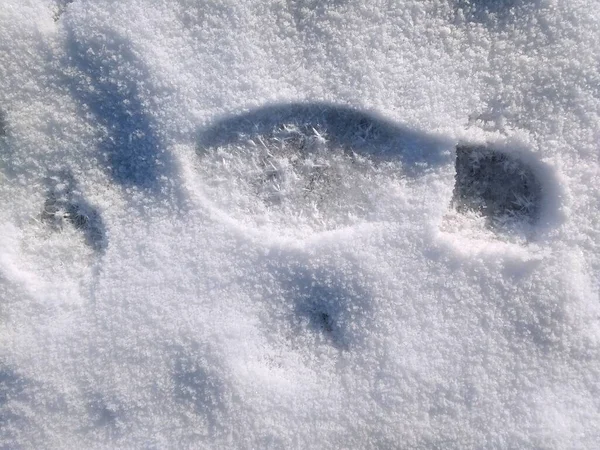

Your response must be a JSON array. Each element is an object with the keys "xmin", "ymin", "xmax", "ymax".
[{"xmin": 1, "ymin": 0, "xmax": 600, "ymax": 448}]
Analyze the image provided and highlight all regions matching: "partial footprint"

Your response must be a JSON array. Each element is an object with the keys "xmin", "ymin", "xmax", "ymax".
[
  {"xmin": 41, "ymin": 170, "xmax": 106, "ymax": 253},
  {"xmin": 4, "ymin": 169, "xmax": 108, "ymax": 307}
]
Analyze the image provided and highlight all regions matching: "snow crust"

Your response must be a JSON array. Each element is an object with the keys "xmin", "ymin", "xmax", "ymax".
[{"xmin": 1, "ymin": 0, "xmax": 600, "ymax": 448}]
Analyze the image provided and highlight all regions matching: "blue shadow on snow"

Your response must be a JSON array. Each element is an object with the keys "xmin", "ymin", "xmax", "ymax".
[
  {"xmin": 197, "ymin": 102, "xmax": 451, "ymax": 177},
  {"xmin": 63, "ymin": 30, "xmax": 175, "ymax": 196}
]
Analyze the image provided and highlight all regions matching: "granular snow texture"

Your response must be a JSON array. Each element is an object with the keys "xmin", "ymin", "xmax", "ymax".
[{"xmin": 1, "ymin": 0, "xmax": 600, "ymax": 448}]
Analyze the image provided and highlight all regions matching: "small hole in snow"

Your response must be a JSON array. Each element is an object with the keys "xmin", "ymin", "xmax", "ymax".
[{"xmin": 317, "ymin": 312, "xmax": 334, "ymax": 334}]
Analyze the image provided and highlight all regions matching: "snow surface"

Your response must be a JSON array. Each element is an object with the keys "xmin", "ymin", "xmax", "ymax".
[{"xmin": 1, "ymin": 0, "xmax": 600, "ymax": 448}]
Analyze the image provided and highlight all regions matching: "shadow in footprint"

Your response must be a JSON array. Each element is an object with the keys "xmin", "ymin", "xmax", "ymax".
[
  {"xmin": 198, "ymin": 102, "xmax": 449, "ymax": 174},
  {"xmin": 455, "ymin": 0, "xmax": 537, "ymax": 27},
  {"xmin": 63, "ymin": 29, "xmax": 175, "ymax": 196},
  {"xmin": 41, "ymin": 169, "xmax": 106, "ymax": 252},
  {"xmin": 452, "ymin": 144, "xmax": 542, "ymax": 232},
  {"xmin": 286, "ymin": 0, "xmax": 348, "ymax": 33}
]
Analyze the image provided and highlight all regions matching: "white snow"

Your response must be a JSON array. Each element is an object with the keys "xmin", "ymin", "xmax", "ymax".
[{"xmin": 1, "ymin": 0, "xmax": 600, "ymax": 448}]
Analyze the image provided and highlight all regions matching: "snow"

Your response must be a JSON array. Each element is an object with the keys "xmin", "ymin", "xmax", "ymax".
[{"xmin": 1, "ymin": 0, "xmax": 599, "ymax": 448}]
